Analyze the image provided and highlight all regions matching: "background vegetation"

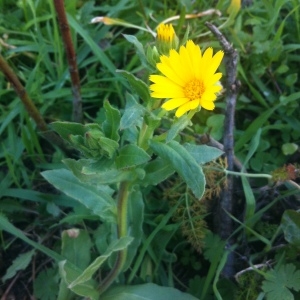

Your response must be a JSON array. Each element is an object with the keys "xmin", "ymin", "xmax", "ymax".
[{"xmin": 0, "ymin": 0, "xmax": 299, "ymax": 299}]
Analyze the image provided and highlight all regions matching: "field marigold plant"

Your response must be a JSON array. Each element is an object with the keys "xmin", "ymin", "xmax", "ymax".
[{"xmin": 149, "ymin": 40, "xmax": 224, "ymax": 117}]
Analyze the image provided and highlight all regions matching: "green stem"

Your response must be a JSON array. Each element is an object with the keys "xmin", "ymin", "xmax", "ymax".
[
  {"xmin": 138, "ymin": 121, "xmax": 158, "ymax": 150},
  {"xmin": 203, "ymin": 166, "xmax": 273, "ymax": 179},
  {"xmin": 98, "ymin": 181, "xmax": 130, "ymax": 294},
  {"xmin": 225, "ymin": 170, "xmax": 273, "ymax": 179}
]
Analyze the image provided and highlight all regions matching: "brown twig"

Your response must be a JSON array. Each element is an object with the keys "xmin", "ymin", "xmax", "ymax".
[
  {"xmin": 53, "ymin": 0, "xmax": 83, "ymax": 123},
  {"xmin": 0, "ymin": 53, "xmax": 66, "ymax": 149},
  {"xmin": 205, "ymin": 22, "xmax": 239, "ymax": 278}
]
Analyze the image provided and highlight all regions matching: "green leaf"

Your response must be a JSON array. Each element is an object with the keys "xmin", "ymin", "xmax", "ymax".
[
  {"xmin": 123, "ymin": 189, "xmax": 144, "ymax": 271},
  {"xmin": 101, "ymin": 283, "xmax": 198, "ymax": 300},
  {"xmin": 116, "ymin": 144, "xmax": 151, "ymax": 169},
  {"xmin": 41, "ymin": 169, "xmax": 116, "ymax": 222},
  {"xmin": 66, "ymin": 237, "xmax": 133, "ymax": 289},
  {"xmin": 0, "ymin": 214, "xmax": 64, "ymax": 263},
  {"xmin": 281, "ymin": 210, "xmax": 300, "ymax": 247},
  {"xmin": 184, "ymin": 144, "xmax": 224, "ymax": 164},
  {"xmin": 166, "ymin": 115, "xmax": 191, "ymax": 142},
  {"xmin": 235, "ymin": 107, "xmax": 276, "ymax": 152},
  {"xmin": 142, "ymin": 158, "xmax": 175, "ymax": 186},
  {"xmin": 123, "ymin": 34, "xmax": 151, "ymax": 69},
  {"xmin": 203, "ymin": 232, "xmax": 226, "ymax": 264},
  {"xmin": 206, "ymin": 114, "xmax": 225, "ymax": 140},
  {"xmin": 61, "ymin": 229, "xmax": 92, "ymax": 270},
  {"xmin": 262, "ymin": 264, "xmax": 300, "ymax": 300},
  {"xmin": 120, "ymin": 92, "xmax": 145, "ymax": 130},
  {"xmin": 282, "ymin": 143, "xmax": 298, "ymax": 155},
  {"xmin": 2, "ymin": 249, "xmax": 35, "ymax": 283},
  {"xmin": 34, "ymin": 268, "xmax": 59, "ymax": 300},
  {"xmin": 95, "ymin": 136, "xmax": 119, "ymax": 158},
  {"xmin": 59, "ymin": 261, "xmax": 99, "ymax": 300},
  {"xmin": 63, "ymin": 158, "xmax": 141, "ymax": 184},
  {"xmin": 242, "ymin": 128, "xmax": 262, "ymax": 168},
  {"xmin": 103, "ymin": 100, "xmax": 120, "ymax": 142},
  {"xmin": 150, "ymin": 140, "xmax": 205, "ymax": 199},
  {"xmin": 117, "ymin": 70, "xmax": 151, "ymax": 104},
  {"xmin": 51, "ymin": 121, "xmax": 86, "ymax": 141},
  {"xmin": 241, "ymin": 129, "xmax": 262, "ymax": 222},
  {"xmin": 67, "ymin": 14, "xmax": 119, "ymax": 77}
]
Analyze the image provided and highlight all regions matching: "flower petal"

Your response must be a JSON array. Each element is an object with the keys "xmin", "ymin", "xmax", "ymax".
[
  {"xmin": 200, "ymin": 99, "xmax": 215, "ymax": 110},
  {"xmin": 175, "ymin": 102, "xmax": 193, "ymax": 117},
  {"xmin": 206, "ymin": 50, "xmax": 224, "ymax": 76},
  {"xmin": 162, "ymin": 97, "xmax": 190, "ymax": 110},
  {"xmin": 179, "ymin": 41, "xmax": 195, "ymax": 78},
  {"xmin": 204, "ymin": 72, "xmax": 223, "ymax": 86},
  {"xmin": 157, "ymin": 55, "xmax": 186, "ymax": 86},
  {"xmin": 150, "ymin": 75, "xmax": 185, "ymax": 98},
  {"xmin": 189, "ymin": 99, "xmax": 199, "ymax": 110},
  {"xmin": 186, "ymin": 41, "xmax": 202, "ymax": 78}
]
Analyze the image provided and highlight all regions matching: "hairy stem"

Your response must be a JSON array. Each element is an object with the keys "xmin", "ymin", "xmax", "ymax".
[
  {"xmin": 98, "ymin": 182, "xmax": 130, "ymax": 294},
  {"xmin": 53, "ymin": 0, "xmax": 83, "ymax": 123}
]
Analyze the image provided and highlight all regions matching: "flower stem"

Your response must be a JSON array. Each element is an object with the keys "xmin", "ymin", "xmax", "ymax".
[{"xmin": 98, "ymin": 181, "xmax": 130, "ymax": 294}]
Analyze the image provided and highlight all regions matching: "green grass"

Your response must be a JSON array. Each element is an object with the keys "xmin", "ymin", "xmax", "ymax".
[{"xmin": 0, "ymin": 0, "xmax": 299, "ymax": 299}]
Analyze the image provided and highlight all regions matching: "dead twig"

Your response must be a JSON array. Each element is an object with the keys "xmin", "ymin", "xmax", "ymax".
[
  {"xmin": 53, "ymin": 0, "xmax": 83, "ymax": 123},
  {"xmin": 0, "ymin": 53, "xmax": 67, "ymax": 150},
  {"xmin": 205, "ymin": 22, "xmax": 239, "ymax": 278}
]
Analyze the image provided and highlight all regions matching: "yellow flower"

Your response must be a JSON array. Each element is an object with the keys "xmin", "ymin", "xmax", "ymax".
[
  {"xmin": 157, "ymin": 23, "xmax": 175, "ymax": 43},
  {"xmin": 155, "ymin": 23, "xmax": 179, "ymax": 55},
  {"xmin": 149, "ymin": 40, "xmax": 224, "ymax": 117}
]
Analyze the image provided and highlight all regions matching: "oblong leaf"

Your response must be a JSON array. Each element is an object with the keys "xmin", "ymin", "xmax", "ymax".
[
  {"xmin": 2, "ymin": 249, "xmax": 35, "ymax": 283},
  {"xmin": 120, "ymin": 93, "xmax": 145, "ymax": 129},
  {"xmin": 101, "ymin": 283, "xmax": 198, "ymax": 300},
  {"xmin": 103, "ymin": 100, "xmax": 120, "ymax": 142},
  {"xmin": 184, "ymin": 144, "xmax": 224, "ymax": 164},
  {"xmin": 142, "ymin": 158, "xmax": 175, "ymax": 186},
  {"xmin": 281, "ymin": 210, "xmax": 300, "ymax": 246},
  {"xmin": 68, "ymin": 237, "xmax": 133, "ymax": 288},
  {"xmin": 42, "ymin": 169, "xmax": 116, "ymax": 222},
  {"xmin": 116, "ymin": 144, "xmax": 150, "ymax": 169},
  {"xmin": 150, "ymin": 140, "xmax": 205, "ymax": 199},
  {"xmin": 117, "ymin": 70, "xmax": 151, "ymax": 104}
]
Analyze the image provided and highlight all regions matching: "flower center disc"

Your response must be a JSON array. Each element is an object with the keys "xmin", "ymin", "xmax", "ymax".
[{"xmin": 184, "ymin": 79, "xmax": 204, "ymax": 100}]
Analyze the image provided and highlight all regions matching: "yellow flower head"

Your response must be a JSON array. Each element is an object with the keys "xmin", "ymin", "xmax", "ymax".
[
  {"xmin": 155, "ymin": 23, "xmax": 179, "ymax": 55},
  {"xmin": 149, "ymin": 40, "xmax": 224, "ymax": 117},
  {"xmin": 157, "ymin": 23, "xmax": 175, "ymax": 43}
]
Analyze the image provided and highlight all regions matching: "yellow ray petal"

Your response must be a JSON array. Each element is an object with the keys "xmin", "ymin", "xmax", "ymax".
[
  {"xmin": 201, "ymin": 90, "xmax": 217, "ymax": 102},
  {"xmin": 189, "ymin": 99, "xmax": 199, "ymax": 110},
  {"xmin": 206, "ymin": 50, "xmax": 224, "ymax": 77},
  {"xmin": 179, "ymin": 42, "xmax": 195, "ymax": 78},
  {"xmin": 175, "ymin": 102, "xmax": 193, "ymax": 117},
  {"xmin": 186, "ymin": 41, "xmax": 202, "ymax": 78},
  {"xmin": 200, "ymin": 99, "xmax": 215, "ymax": 110},
  {"xmin": 204, "ymin": 72, "xmax": 223, "ymax": 86},
  {"xmin": 162, "ymin": 97, "xmax": 190, "ymax": 110},
  {"xmin": 168, "ymin": 49, "xmax": 193, "ymax": 83},
  {"xmin": 157, "ymin": 56, "xmax": 186, "ymax": 86},
  {"xmin": 198, "ymin": 47, "xmax": 213, "ymax": 78}
]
